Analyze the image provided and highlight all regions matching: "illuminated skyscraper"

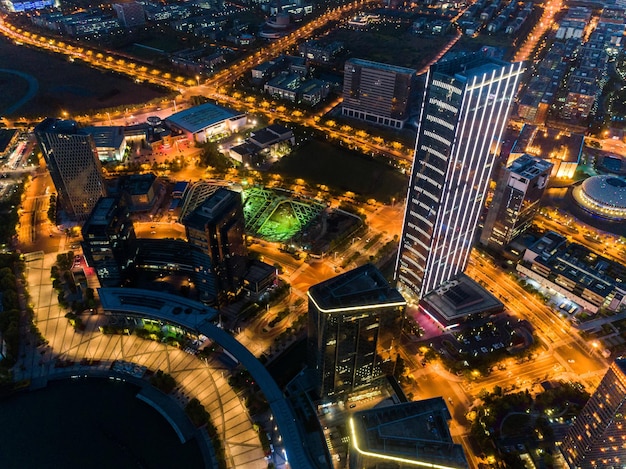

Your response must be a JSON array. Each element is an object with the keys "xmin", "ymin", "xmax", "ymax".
[
  {"xmin": 560, "ymin": 358, "xmax": 626, "ymax": 468},
  {"xmin": 395, "ymin": 53, "xmax": 524, "ymax": 298},
  {"xmin": 35, "ymin": 118, "xmax": 106, "ymax": 221},
  {"xmin": 480, "ymin": 154, "xmax": 552, "ymax": 251}
]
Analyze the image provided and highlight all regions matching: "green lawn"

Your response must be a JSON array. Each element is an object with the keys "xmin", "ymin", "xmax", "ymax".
[{"xmin": 273, "ymin": 140, "xmax": 408, "ymax": 202}]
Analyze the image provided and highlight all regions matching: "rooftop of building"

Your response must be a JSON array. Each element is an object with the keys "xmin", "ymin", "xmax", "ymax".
[
  {"xmin": 508, "ymin": 154, "xmax": 553, "ymax": 177},
  {"xmin": 183, "ymin": 187, "xmax": 241, "ymax": 229},
  {"xmin": 243, "ymin": 260, "xmax": 276, "ymax": 283},
  {"xmin": 84, "ymin": 197, "xmax": 118, "ymax": 226},
  {"xmin": 121, "ymin": 173, "xmax": 157, "ymax": 195},
  {"xmin": 266, "ymin": 72, "xmax": 300, "ymax": 88},
  {"xmin": 421, "ymin": 274, "xmax": 503, "ymax": 325},
  {"xmin": 434, "ymin": 50, "xmax": 515, "ymax": 80},
  {"xmin": 165, "ymin": 102, "xmax": 245, "ymax": 134},
  {"xmin": 527, "ymin": 231, "xmax": 567, "ymax": 259},
  {"xmin": 35, "ymin": 117, "xmax": 82, "ymax": 135},
  {"xmin": 527, "ymin": 236, "xmax": 626, "ymax": 295},
  {"xmin": 511, "ymin": 125, "xmax": 584, "ymax": 163},
  {"xmin": 266, "ymin": 124, "xmax": 292, "ymax": 136},
  {"xmin": 350, "ymin": 398, "xmax": 468, "ymax": 468},
  {"xmin": 308, "ymin": 264, "xmax": 405, "ymax": 313},
  {"xmin": 345, "ymin": 58, "xmax": 417, "ymax": 75},
  {"xmin": 250, "ymin": 128, "xmax": 282, "ymax": 146},
  {"xmin": 83, "ymin": 126, "xmax": 125, "ymax": 148},
  {"xmin": 580, "ymin": 175, "xmax": 626, "ymax": 209}
]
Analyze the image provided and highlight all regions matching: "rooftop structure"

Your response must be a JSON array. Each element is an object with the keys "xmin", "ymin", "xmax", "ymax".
[
  {"xmin": 573, "ymin": 175, "xmax": 626, "ymax": 220},
  {"xmin": 419, "ymin": 274, "xmax": 504, "ymax": 329},
  {"xmin": 307, "ymin": 264, "xmax": 405, "ymax": 399},
  {"xmin": 349, "ymin": 398, "xmax": 468, "ymax": 469},
  {"xmin": 165, "ymin": 103, "xmax": 247, "ymax": 143},
  {"xmin": 118, "ymin": 173, "xmax": 158, "ymax": 212}
]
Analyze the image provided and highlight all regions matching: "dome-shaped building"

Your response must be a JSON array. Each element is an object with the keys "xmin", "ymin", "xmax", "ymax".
[{"xmin": 572, "ymin": 175, "xmax": 626, "ymax": 220}]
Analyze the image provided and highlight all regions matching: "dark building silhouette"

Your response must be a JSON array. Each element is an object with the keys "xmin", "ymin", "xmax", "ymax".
[
  {"xmin": 183, "ymin": 188, "xmax": 247, "ymax": 294},
  {"xmin": 82, "ymin": 197, "xmax": 135, "ymax": 287},
  {"xmin": 307, "ymin": 264, "xmax": 405, "ymax": 400}
]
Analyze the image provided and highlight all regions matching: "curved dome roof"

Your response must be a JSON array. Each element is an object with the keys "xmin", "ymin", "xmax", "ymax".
[{"xmin": 581, "ymin": 176, "xmax": 626, "ymax": 209}]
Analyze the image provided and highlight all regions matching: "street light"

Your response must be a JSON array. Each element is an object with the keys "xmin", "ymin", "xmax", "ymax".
[{"xmin": 196, "ymin": 75, "xmax": 200, "ymax": 86}]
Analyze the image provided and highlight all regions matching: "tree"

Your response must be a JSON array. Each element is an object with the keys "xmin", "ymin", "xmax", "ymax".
[{"xmin": 198, "ymin": 141, "xmax": 233, "ymax": 174}]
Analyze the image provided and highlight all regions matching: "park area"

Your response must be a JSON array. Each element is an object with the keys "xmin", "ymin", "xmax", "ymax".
[
  {"xmin": 0, "ymin": 37, "xmax": 168, "ymax": 119},
  {"xmin": 272, "ymin": 139, "xmax": 409, "ymax": 203}
]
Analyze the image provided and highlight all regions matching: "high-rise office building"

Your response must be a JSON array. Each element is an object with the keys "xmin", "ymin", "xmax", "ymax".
[
  {"xmin": 307, "ymin": 264, "xmax": 405, "ymax": 399},
  {"xmin": 560, "ymin": 358, "xmax": 626, "ymax": 468},
  {"xmin": 342, "ymin": 58, "xmax": 416, "ymax": 129},
  {"xmin": 395, "ymin": 53, "xmax": 524, "ymax": 299},
  {"xmin": 35, "ymin": 118, "xmax": 106, "ymax": 221},
  {"xmin": 480, "ymin": 154, "xmax": 552, "ymax": 250},
  {"xmin": 184, "ymin": 188, "xmax": 247, "ymax": 293},
  {"xmin": 82, "ymin": 196, "xmax": 136, "ymax": 287}
]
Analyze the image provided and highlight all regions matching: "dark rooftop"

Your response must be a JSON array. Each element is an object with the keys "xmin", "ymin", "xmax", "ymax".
[
  {"xmin": 422, "ymin": 274, "xmax": 504, "ymax": 324},
  {"xmin": 308, "ymin": 264, "xmax": 405, "ymax": 312},
  {"xmin": 350, "ymin": 398, "xmax": 468, "ymax": 468},
  {"xmin": 183, "ymin": 187, "xmax": 241, "ymax": 230}
]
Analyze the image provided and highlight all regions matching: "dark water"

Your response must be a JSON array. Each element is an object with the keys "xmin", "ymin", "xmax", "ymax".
[{"xmin": 0, "ymin": 379, "xmax": 204, "ymax": 469}]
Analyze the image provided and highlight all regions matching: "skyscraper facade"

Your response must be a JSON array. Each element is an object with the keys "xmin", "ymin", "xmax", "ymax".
[
  {"xmin": 35, "ymin": 118, "xmax": 106, "ymax": 221},
  {"xmin": 184, "ymin": 188, "xmax": 247, "ymax": 294},
  {"xmin": 560, "ymin": 359, "xmax": 626, "ymax": 468},
  {"xmin": 395, "ymin": 53, "xmax": 524, "ymax": 298},
  {"xmin": 342, "ymin": 58, "xmax": 416, "ymax": 129},
  {"xmin": 480, "ymin": 154, "xmax": 552, "ymax": 250},
  {"xmin": 307, "ymin": 264, "xmax": 405, "ymax": 399}
]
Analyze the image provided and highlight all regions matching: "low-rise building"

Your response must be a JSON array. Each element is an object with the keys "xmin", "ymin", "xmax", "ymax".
[
  {"xmin": 298, "ymin": 40, "xmax": 344, "ymax": 63},
  {"xmin": 518, "ymin": 232, "xmax": 626, "ymax": 313},
  {"xmin": 165, "ymin": 102, "xmax": 247, "ymax": 143},
  {"xmin": 349, "ymin": 398, "xmax": 468, "ymax": 469},
  {"xmin": 509, "ymin": 124, "xmax": 583, "ymax": 179},
  {"xmin": 83, "ymin": 126, "xmax": 126, "ymax": 162}
]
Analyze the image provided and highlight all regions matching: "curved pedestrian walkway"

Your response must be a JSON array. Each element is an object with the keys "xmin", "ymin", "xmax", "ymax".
[
  {"xmin": 0, "ymin": 68, "xmax": 39, "ymax": 115},
  {"xmin": 100, "ymin": 287, "xmax": 315, "ymax": 469},
  {"xmin": 18, "ymin": 252, "xmax": 267, "ymax": 469}
]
